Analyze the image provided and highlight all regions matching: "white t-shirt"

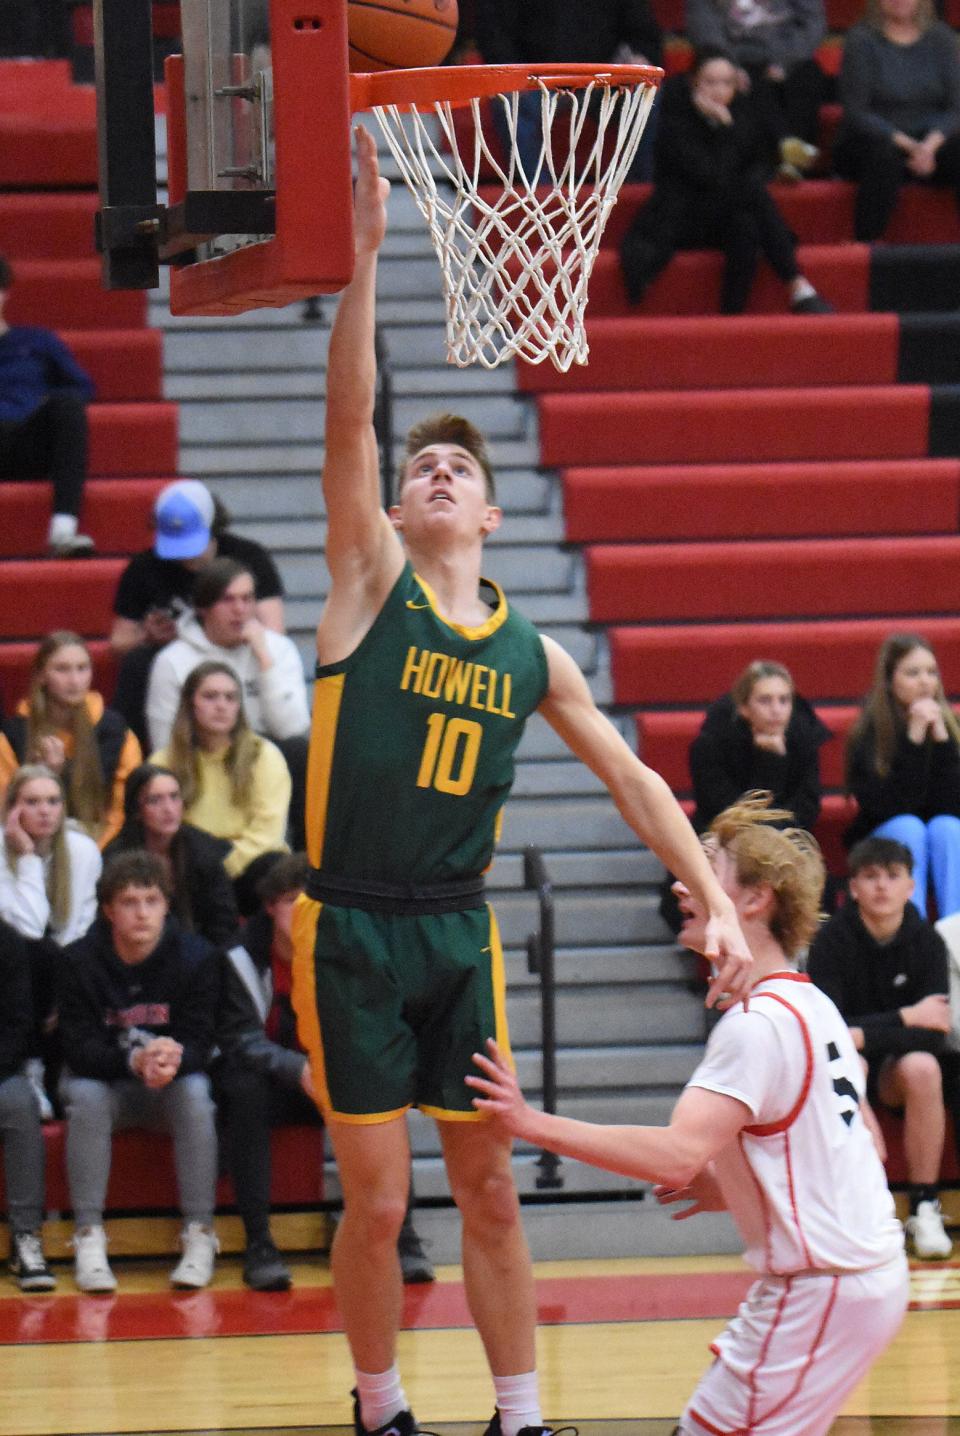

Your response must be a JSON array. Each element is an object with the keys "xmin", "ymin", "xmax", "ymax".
[{"xmin": 688, "ymin": 972, "xmax": 904, "ymax": 1275}]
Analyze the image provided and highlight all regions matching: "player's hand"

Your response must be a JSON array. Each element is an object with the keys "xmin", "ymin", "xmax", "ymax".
[
  {"xmin": 353, "ymin": 125, "xmax": 390, "ymax": 257},
  {"xmin": 654, "ymin": 1166, "xmax": 724, "ymax": 1219},
  {"xmin": 901, "ymin": 993, "xmax": 952, "ymax": 1033},
  {"xmin": 466, "ymin": 1039, "xmax": 531, "ymax": 1138},
  {"xmin": 702, "ymin": 904, "xmax": 753, "ymax": 1010}
]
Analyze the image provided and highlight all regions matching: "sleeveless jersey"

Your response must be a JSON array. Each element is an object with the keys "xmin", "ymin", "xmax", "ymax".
[
  {"xmin": 305, "ymin": 562, "xmax": 549, "ymax": 884},
  {"xmin": 688, "ymin": 972, "xmax": 904, "ymax": 1276}
]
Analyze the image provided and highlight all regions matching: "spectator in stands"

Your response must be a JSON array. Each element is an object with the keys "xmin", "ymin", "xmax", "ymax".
[
  {"xmin": 0, "ymin": 631, "xmax": 142, "ymax": 848},
  {"xmin": 0, "ymin": 764, "xmax": 101, "ymax": 1119},
  {"xmin": 145, "ymin": 558, "xmax": 308, "ymax": 850},
  {"xmin": 660, "ymin": 660, "xmax": 829, "ymax": 932},
  {"xmin": 216, "ymin": 853, "xmax": 435, "ymax": 1291},
  {"xmin": 104, "ymin": 763, "xmax": 239, "ymax": 949},
  {"xmin": 58, "ymin": 850, "xmax": 220, "ymax": 1292},
  {"xmin": 0, "ymin": 254, "xmax": 96, "ymax": 556},
  {"xmin": 620, "ymin": 51, "xmax": 834, "ymax": 314},
  {"xmin": 844, "ymin": 632, "xmax": 960, "ymax": 919},
  {"xmin": 808, "ymin": 835, "xmax": 954, "ymax": 1259},
  {"xmin": 686, "ymin": 0, "xmax": 828, "ymax": 167},
  {"xmin": 151, "ymin": 661, "xmax": 291, "ymax": 914},
  {"xmin": 834, "ymin": 0, "xmax": 960, "ymax": 240},
  {"xmin": 474, "ymin": 0, "xmax": 663, "ymax": 181},
  {"xmin": 0, "ymin": 915, "xmax": 56, "ymax": 1291},
  {"xmin": 110, "ymin": 480, "xmax": 286, "ymax": 748}
]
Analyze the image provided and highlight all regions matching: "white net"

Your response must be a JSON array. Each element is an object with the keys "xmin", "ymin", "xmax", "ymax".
[{"xmin": 370, "ymin": 77, "xmax": 657, "ymax": 371}]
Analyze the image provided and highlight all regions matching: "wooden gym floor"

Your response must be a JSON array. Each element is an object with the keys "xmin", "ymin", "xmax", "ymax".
[{"xmin": 1, "ymin": 1254, "xmax": 957, "ymax": 1436}]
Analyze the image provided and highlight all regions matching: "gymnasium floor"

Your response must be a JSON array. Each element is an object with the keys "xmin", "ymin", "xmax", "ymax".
[{"xmin": 1, "ymin": 1254, "xmax": 958, "ymax": 1436}]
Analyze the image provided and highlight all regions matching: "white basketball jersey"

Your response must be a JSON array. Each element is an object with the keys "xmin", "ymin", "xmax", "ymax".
[{"xmin": 687, "ymin": 972, "xmax": 905, "ymax": 1275}]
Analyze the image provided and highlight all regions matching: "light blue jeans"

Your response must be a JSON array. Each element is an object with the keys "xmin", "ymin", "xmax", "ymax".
[{"xmin": 871, "ymin": 813, "xmax": 960, "ymax": 919}]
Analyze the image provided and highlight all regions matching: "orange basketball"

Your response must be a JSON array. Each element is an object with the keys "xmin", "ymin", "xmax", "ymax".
[{"xmin": 348, "ymin": 0, "xmax": 458, "ymax": 72}]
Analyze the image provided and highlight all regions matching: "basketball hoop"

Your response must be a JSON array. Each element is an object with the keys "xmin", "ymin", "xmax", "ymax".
[{"xmin": 350, "ymin": 64, "xmax": 662, "ymax": 371}]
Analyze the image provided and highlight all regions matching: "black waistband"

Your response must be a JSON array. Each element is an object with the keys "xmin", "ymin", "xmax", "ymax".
[{"xmin": 305, "ymin": 867, "xmax": 487, "ymax": 916}]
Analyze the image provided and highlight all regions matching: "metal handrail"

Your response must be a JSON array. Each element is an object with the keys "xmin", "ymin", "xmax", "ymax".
[
  {"xmin": 373, "ymin": 322, "xmax": 395, "ymax": 509},
  {"xmin": 524, "ymin": 846, "xmax": 563, "ymax": 1190}
]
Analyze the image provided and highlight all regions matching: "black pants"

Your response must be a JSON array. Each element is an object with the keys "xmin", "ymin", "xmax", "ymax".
[
  {"xmin": 112, "ymin": 643, "xmax": 160, "ymax": 751},
  {"xmin": 834, "ymin": 128, "xmax": 960, "ymax": 241},
  {"xmin": 274, "ymin": 733, "xmax": 308, "ymax": 853},
  {"xmin": 0, "ymin": 393, "xmax": 89, "ymax": 518},
  {"xmin": 621, "ymin": 183, "xmax": 800, "ymax": 314},
  {"xmin": 215, "ymin": 1064, "xmax": 321, "ymax": 1242},
  {"xmin": 746, "ymin": 60, "xmax": 830, "ymax": 148}
]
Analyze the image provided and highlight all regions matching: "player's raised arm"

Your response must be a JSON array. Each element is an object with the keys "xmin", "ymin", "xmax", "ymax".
[
  {"xmin": 538, "ymin": 636, "xmax": 753, "ymax": 1006},
  {"xmin": 321, "ymin": 127, "xmax": 404, "ymax": 629}
]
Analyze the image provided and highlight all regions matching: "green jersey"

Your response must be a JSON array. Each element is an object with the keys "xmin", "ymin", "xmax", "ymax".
[{"xmin": 305, "ymin": 561, "xmax": 549, "ymax": 884}]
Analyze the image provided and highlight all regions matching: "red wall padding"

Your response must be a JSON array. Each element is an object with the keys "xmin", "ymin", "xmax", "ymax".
[
  {"xmin": 587, "ymin": 534, "xmax": 960, "ymax": 623},
  {"xmin": 562, "ymin": 459, "xmax": 960, "ymax": 543},
  {"xmin": 520, "ymin": 313, "xmax": 899, "ymax": 394},
  {"xmin": 540, "ymin": 385, "xmax": 930, "ymax": 467},
  {"xmin": 609, "ymin": 616, "xmax": 960, "ymax": 706},
  {"xmin": 0, "ymin": 479, "xmax": 166, "ymax": 559}
]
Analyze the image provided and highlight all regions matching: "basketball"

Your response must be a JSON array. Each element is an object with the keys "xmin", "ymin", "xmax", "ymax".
[{"xmin": 347, "ymin": 0, "xmax": 459, "ymax": 72}]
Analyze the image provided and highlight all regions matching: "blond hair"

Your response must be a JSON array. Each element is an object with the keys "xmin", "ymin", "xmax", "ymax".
[
  {"xmin": 166, "ymin": 661, "xmax": 262, "ymax": 810},
  {"xmin": 709, "ymin": 793, "xmax": 825, "ymax": 957},
  {"xmin": 3, "ymin": 764, "xmax": 72, "ymax": 930},
  {"xmin": 27, "ymin": 631, "xmax": 105, "ymax": 840}
]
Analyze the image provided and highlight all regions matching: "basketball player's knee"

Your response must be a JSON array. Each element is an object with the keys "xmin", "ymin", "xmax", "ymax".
[
  {"xmin": 458, "ymin": 1166, "xmax": 520, "ymax": 1234},
  {"xmin": 342, "ymin": 1188, "xmax": 408, "ymax": 1246}
]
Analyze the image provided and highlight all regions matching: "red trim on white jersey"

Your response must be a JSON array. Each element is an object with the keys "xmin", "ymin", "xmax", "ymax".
[{"xmin": 742, "ymin": 992, "xmax": 814, "ymax": 1137}]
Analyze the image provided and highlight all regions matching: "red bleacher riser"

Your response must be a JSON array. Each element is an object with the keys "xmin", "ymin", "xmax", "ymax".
[
  {"xmin": 585, "ymin": 244, "xmax": 871, "ymax": 316},
  {"xmin": 0, "ymin": 640, "xmax": 114, "ymax": 707},
  {"xmin": 562, "ymin": 459, "xmax": 960, "ymax": 543},
  {"xmin": 0, "ymin": 193, "xmax": 99, "ymax": 260},
  {"xmin": 60, "ymin": 330, "xmax": 164, "ymax": 403},
  {"xmin": 587, "ymin": 534, "xmax": 960, "ymax": 623},
  {"xmin": 0, "ymin": 61, "xmax": 94, "ymax": 114},
  {"xmin": 0, "ymin": 559, "xmax": 124, "ymax": 640},
  {"xmin": 0, "ymin": 116, "xmax": 97, "ymax": 188},
  {"xmin": 539, "ymin": 385, "xmax": 929, "ymax": 467},
  {"xmin": 637, "ymin": 705, "xmax": 861, "ymax": 794},
  {"xmin": 520, "ymin": 313, "xmax": 899, "ymax": 394},
  {"xmin": 677, "ymin": 790, "xmax": 853, "ymax": 872},
  {"xmin": 609, "ymin": 617, "xmax": 960, "ymax": 707},
  {"xmin": 88, "ymin": 403, "xmax": 178, "ymax": 476},
  {"xmin": 0, "ymin": 478, "xmax": 165, "ymax": 559},
  {"xmin": 5, "ymin": 260, "xmax": 147, "ymax": 331}
]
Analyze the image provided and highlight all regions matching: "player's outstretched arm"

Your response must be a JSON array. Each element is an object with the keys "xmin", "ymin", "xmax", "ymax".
[
  {"xmin": 320, "ymin": 126, "xmax": 403, "ymax": 647},
  {"xmin": 538, "ymin": 636, "xmax": 753, "ymax": 1006},
  {"xmin": 467, "ymin": 1039, "xmax": 749, "ymax": 1188}
]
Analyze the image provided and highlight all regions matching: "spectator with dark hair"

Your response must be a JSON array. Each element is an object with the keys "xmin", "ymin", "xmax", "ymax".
[
  {"xmin": 103, "ymin": 763, "xmax": 240, "ymax": 948},
  {"xmin": 110, "ymin": 479, "xmax": 287, "ymax": 748},
  {"xmin": 0, "ymin": 630, "xmax": 141, "ymax": 848},
  {"xmin": 660, "ymin": 659, "xmax": 829, "ymax": 934},
  {"xmin": 685, "ymin": 0, "xmax": 828, "ymax": 164},
  {"xmin": 0, "ymin": 763, "xmax": 102, "ymax": 1118},
  {"xmin": 58, "ymin": 849, "xmax": 221, "ymax": 1292},
  {"xmin": 808, "ymin": 835, "xmax": 954, "ymax": 1260},
  {"xmin": 0, "ymin": 916, "xmax": 56, "ymax": 1291},
  {"xmin": 834, "ymin": 0, "xmax": 960, "ymax": 240},
  {"xmin": 151, "ymin": 661, "xmax": 291, "ymax": 912},
  {"xmin": 620, "ymin": 51, "xmax": 833, "ymax": 314},
  {"xmin": 145, "ymin": 558, "xmax": 309, "ymax": 847},
  {"xmin": 217, "ymin": 852, "xmax": 435, "ymax": 1290},
  {"xmin": 0, "ymin": 253, "xmax": 95, "ymax": 556},
  {"xmin": 844, "ymin": 632, "xmax": 960, "ymax": 919}
]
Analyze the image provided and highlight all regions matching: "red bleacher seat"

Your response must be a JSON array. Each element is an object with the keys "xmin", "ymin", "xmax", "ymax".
[
  {"xmin": 60, "ymin": 330, "xmax": 164, "ymax": 402},
  {"xmin": 87, "ymin": 403, "xmax": 179, "ymax": 476},
  {"xmin": 5, "ymin": 260, "xmax": 147, "ymax": 331},
  {"xmin": 0, "ymin": 558, "xmax": 124, "ymax": 640},
  {"xmin": 0, "ymin": 478, "xmax": 165, "ymax": 559},
  {"xmin": 0, "ymin": 193, "xmax": 98, "ymax": 260}
]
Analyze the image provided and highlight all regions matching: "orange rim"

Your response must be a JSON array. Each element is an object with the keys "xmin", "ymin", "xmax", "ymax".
[{"xmin": 350, "ymin": 62, "xmax": 662, "ymax": 114}]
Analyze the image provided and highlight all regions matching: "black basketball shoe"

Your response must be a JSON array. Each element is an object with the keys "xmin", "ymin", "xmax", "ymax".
[{"xmin": 352, "ymin": 1391, "xmax": 422, "ymax": 1436}]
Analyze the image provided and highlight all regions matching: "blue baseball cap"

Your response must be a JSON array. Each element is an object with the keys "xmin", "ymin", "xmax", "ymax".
[{"xmin": 154, "ymin": 480, "xmax": 215, "ymax": 560}]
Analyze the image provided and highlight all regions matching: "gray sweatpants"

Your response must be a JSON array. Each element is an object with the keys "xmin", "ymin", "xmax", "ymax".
[
  {"xmin": 0, "ymin": 1073, "xmax": 46, "ymax": 1234},
  {"xmin": 59, "ymin": 1071, "xmax": 217, "ymax": 1228}
]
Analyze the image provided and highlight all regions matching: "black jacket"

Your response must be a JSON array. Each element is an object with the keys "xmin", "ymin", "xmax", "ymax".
[
  {"xmin": 807, "ymin": 900, "xmax": 949, "ymax": 1062},
  {"xmin": 103, "ymin": 823, "xmax": 239, "ymax": 949},
  {"xmin": 2, "ymin": 704, "xmax": 128, "ymax": 796},
  {"xmin": 845, "ymin": 725, "xmax": 960, "ymax": 847},
  {"xmin": 476, "ymin": 0, "xmax": 662, "ymax": 67},
  {"xmin": 58, "ymin": 916, "xmax": 219, "ymax": 1081},
  {"xmin": 690, "ymin": 692, "xmax": 829, "ymax": 833},
  {"xmin": 0, "ymin": 918, "xmax": 33, "ymax": 1080},
  {"xmin": 217, "ymin": 908, "xmax": 306, "ymax": 1090}
]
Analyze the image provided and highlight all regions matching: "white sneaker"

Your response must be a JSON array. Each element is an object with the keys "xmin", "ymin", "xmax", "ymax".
[
  {"xmin": 23, "ymin": 1058, "xmax": 53, "ymax": 1122},
  {"xmin": 906, "ymin": 1200, "xmax": 953, "ymax": 1260},
  {"xmin": 72, "ymin": 1225, "xmax": 118, "ymax": 1293},
  {"xmin": 170, "ymin": 1222, "xmax": 219, "ymax": 1289}
]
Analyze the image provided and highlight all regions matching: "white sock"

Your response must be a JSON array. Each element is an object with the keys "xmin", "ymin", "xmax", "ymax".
[
  {"xmin": 790, "ymin": 277, "xmax": 816, "ymax": 303},
  {"xmin": 355, "ymin": 1365, "xmax": 407, "ymax": 1432},
  {"xmin": 48, "ymin": 513, "xmax": 78, "ymax": 543},
  {"xmin": 493, "ymin": 1372, "xmax": 543, "ymax": 1436}
]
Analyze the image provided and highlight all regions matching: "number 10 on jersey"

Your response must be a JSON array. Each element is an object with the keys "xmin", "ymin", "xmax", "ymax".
[{"xmin": 417, "ymin": 713, "xmax": 483, "ymax": 796}]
